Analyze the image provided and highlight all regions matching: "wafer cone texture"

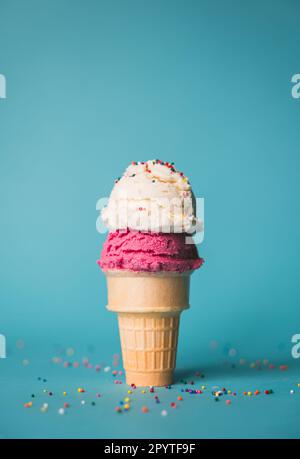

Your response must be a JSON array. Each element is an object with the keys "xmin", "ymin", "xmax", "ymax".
[{"xmin": 105, "ymin": 271, "xmax": 190, "ymax": 386}]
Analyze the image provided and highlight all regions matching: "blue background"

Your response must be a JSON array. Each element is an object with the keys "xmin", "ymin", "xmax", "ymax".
[{"xmin": 0, "ymin": 0, "xmax": 300, "ymax": 439}]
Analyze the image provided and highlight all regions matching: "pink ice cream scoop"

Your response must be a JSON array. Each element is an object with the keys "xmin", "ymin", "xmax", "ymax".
[{"xmin": 98, "ymin": 230, "xmax": 203, "ymax": 273}]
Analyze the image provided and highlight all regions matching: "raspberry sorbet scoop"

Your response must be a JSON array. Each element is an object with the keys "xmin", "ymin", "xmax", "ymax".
[{"xmin": 98, "ymin": 230, "xmax": 203, "ymax": 273}]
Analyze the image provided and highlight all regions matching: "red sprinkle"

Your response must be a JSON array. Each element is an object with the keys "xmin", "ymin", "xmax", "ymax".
[{"xmin": 279, "ymin": 365, "xmax": 288, "ymax": 371}]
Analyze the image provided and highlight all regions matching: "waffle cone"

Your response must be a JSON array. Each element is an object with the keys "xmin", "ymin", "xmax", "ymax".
[{"xmin": 105, "ymin": 271, "xmax": 191, "ymax": 387}]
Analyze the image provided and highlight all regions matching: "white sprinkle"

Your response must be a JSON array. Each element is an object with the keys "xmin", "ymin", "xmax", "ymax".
[
  {"xmin": 40, "ymin": 403, "xmax": 49, "ymax": 413},
  {"xmin": 161, "ymin": 410, "xmax": 168, "ymax": 417},
  {"xmin": 81, "ymin": 400, "xmax": 86, "ymax": 405},
  {"xmin": 58, "ymin": 408, "xmax": 65, "ymax": 415},
  {"xmin": 104, "ymin": 366, "xmax": 111, "ymax": 372},
  {"xmin": 290, "ymin": 390, "xmax": 295, "ymax": 394}
]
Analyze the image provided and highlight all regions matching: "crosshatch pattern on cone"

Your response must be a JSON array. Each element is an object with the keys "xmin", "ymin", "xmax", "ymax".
[{"xmin": 118, "ymin": 313, "xmax": 179, "ymax": 372}]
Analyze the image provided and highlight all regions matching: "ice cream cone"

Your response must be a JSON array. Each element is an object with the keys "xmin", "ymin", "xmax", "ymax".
[{"xmin": 105, "ymin": 271, "xmax": 191, "ymax": 387}]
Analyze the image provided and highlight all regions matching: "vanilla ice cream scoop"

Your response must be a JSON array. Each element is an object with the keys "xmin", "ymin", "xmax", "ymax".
[{"xmin": 101, "ymin": 160, "xmax": 200, "ymax": 233}]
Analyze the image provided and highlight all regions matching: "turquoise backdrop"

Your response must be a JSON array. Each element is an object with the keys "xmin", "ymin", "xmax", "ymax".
[{"xmin": 0, "ymin": 0, "xmax": 299, "ymax": 439}]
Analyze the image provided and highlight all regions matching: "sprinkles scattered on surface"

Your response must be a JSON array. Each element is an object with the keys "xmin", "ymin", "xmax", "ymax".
[{"xmin": 22, "ymin": 347, "xmax": 298, "ymax": 419}]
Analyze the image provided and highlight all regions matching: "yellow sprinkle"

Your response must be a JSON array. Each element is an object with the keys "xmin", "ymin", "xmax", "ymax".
[
  {"xmin": 128, "ymin": 390, "xmax": 132, "ymax": 394},
  {"xmin": 124, "ymin": 403, "xmax": 130, "ymax": 410},
  {"xmin": 201, "ymin": 386, "xmax": 206, "ymax": 390},
  {"xmin": 227, "ymin": 390, "xmax": 231, "ymax": 394},
  {"xmin": 297, "ymin": 383, "xmax": 300, "ymax": 388},
  {"xmin": 124, "ymin": 397, "xmax": 130, "ymax": 403},
  {"xmin": 248, "ymin": 392, "xmax": 252, "ymax": 396},
  {"xmin": 141, "ymin": 390, "xmax": 145, "ymax": 394},
  {"xmin": 63, "ymin": 392, "xmax": 67, "ymax": 396}
]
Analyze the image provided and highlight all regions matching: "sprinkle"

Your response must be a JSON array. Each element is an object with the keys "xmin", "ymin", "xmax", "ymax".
[
  {"xmin": 279, "ymin": 365, "xmax": 288, "ymax": 371},
  {"xmin": 63, "ymin": 403, "xmax": 70, "ymax": 408},
  {"xmin": 48, "ymin": 392, "xmax": 53, "ymax": 396},
  {"xmin": 115, "ymin": 406, "xmax": 122, "ymax": 413},
  {"xmin": 24, "ymin": 402, "xmax": 33, "ymax": 408},
  {"xmin": 124, "ymin": 397, "xmax": 130, "ymax": 403},
  {"xmin": 226, "ymin": 400, "xmax": 231, "ymax": 405},
  {"xmin": 290, "ymin": 390, "xmax": 295, "ymax": 394},
  {"xmin": 95, "ymin": 365, "xmax": 101, "ymax": 372},
  {"xmin": 40, "ymin": 403, "xmax": 48, "ymax": 413},
  {"xmin": 161, "ymin": 410, "xmax": 168, "ymax": 417},
  {"xmin": 298, "ymin": 383, "xmax": 300, "ymax": 388},
  {"xmin": 170, "ymin": 402, "xmax": 176, "ymax": 408},
  {"xmin": 128, "ymin": 390, "xmax": 132, "ymax": 394},
  {"xmin": 254, "ymin": 390, "xmax": 260, "ymax": 396},
  {"xmin": 81, "ymin": 400, "xmax": 86, "ymax": 405},
  {"xmin": 124, "ymin": 404, "xmax": 130, "ymax": 411},
  {"xmin": 177, "ymin": 396, "xmax": 183, "ymax": 401},
  {"xmin": 149, "ymin": 387, "xmax": 154, "ymax": 393},
  {"xmin": 247, "ymin": 392, "xmax": 252, "ymax": 396},
  {"xmin": 96, "ymin": 393, "xmax": 101, "ymax": 398},
  {"xmin": 77, "ymin": 388, "xmax": 85, "ymax": 393},
  {"xmin": 58, "ymin": 408, "xmax": 65, "ymax": 415},
  {"xmin": 91, "ymin": 401, "xmax": 96, "ymax": 406},
  {"xmin": 140, "ymin": 390, "xmax": 145, "ymax": 394},
  {"xmin": 141, "ymin": 406, "xmax": 149, "ymax": 413},
  {"xmin": 63, "ymin": 392, "xmax": 67, "ymax": 396}
]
